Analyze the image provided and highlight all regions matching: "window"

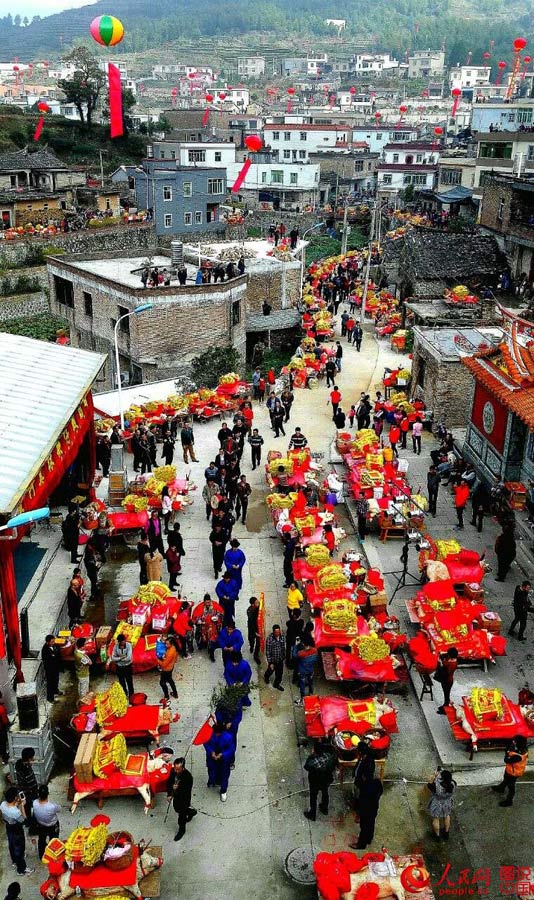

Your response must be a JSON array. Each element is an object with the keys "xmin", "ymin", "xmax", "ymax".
[
  {"xmin": 272, "ymin": 131, "xmax": 280, "ymax": 140},
  {"xmin": 284, "ymin": 132, "xmax": 291, "ymax": 141},
  {"xmin": 160, "ymin": 150, "xmax": 165, "ymax": 158},
  {"xmin": 164, "ymin": 213, "xmax": 173, "ymax": 228},
  {"xmin": 376, "ymin": 133, "xmax": 383, "ymax": 140},
  {"xmin": 299, "ymin": 132, "xmax": 307, "ymax": 141},
  {"xmin": 271, "ymin": 170, "xmax": 284, "ymax": 184},
  {"xmin": 207, "ymin": 178, "xmax": 224, "ymax": 195},
  {"xmin": 403, "ymin": 174, "xmax": 427, "ymax": 185},
  {"xmin": 184, "ymin": 212, "xmax": 192, "ymax": 225},
  {"xmin": 54, "ymin": 275, "xmax": 73, "ymax": 308},
  {"xmin": 416, "ymin": 154, "xmax": 423, "ymax": 163},
  {"xmin": 163, "ymin": 185, "xmax": 172, "ymax": 201},
  {"xmin": 441, "ymin": 168, "xmax": 462, "ymax": 185},
  {"xmin": 417, "ymin": 358, "xmax": 425, "ymax": 388},
  {"xmin": 290, "ymin": 172, "xmax": 298, "ymax": 185},
  {"xmin": 183, "ymin": 182, "xmax": 192, "ymax": 197},
  {"xmin": 83, "ymin": 291, "xmax": 93, "ymax": 317},
  {"xmin": 261, "ymin": 172, "xmax": 267, "ymax": 183},
  {"xmin": 283, "ymin": 149, "xmax": 291, "ymax": 159},
  {"xmin": 479, "ymin": 142, "xmax": 513, "ymax": 159},
  {"xmin": 299, "ymin": 150, "xmax": 306, "ymax": 159},
  {"xmin": 10, "ymin": 175, "xmax": 16, "ymax": 187},
  {"xmin": 382, "ymin": 174, "xmax": 393, "ymax": 185},
  {"xmin": 118, "ymin": 306, "xmax": 130, "ymax": 335},
  {"xmin": 188, "ymin": 149, "xmax": 206, "ymax": 162},
  {"xmin": 518, "ymin": 109, "xmax": 533, "ymax": 125},
  {"xmin": 393, "ymin": 154, "xmax": 399, "ymax": 163},
  {"xmin": 498, "ymin": 197, "xmax": 505, "ymax": 221},
  {"xmin": 214, "ymin": 152, "xmax": 222, "ymax": 162},
  {"xmin": 195, "ymin": 211, "xmax": 202, "ymax": 224},
  {"xmin": 354, "ymin": 160, "xmax": 364, "ymax": 172},
  {"xmin": 232, "ymin": 299, "xmax": 241, "ymax": 325}
]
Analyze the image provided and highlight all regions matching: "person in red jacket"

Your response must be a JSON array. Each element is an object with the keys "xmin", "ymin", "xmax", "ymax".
[
  {"xmin": 329, "ymin": 386, "xmax": 342, "ymax": 420},
  {"xmin": 454, "ymin": 478, "xmax": 470, "ymax": 529},
  {"xmin": 172, "ymin": 601, "xmax": 193, "ymax": 659},
  {"xmin": 389, "ymin": 424, "xmax": 400, "ymax": 458},
  {"xmin": 399, "ymin": 413, "xmax": 410, "ymax": 449}
]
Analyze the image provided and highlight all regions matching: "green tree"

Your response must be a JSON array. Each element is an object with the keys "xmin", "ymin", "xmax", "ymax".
[
  {"xmin": 191, "ymin": 346, "xmax": 241, "ymax": 388},
  {"xmin": 58, "ymin": 47, "xmax": 105, "ymax": 128}
]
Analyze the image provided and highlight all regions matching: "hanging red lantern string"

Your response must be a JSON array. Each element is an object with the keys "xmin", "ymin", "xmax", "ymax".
[
  {"xmin": 521, "ymin": 55, "xmax": 531, "ymax": 79},
  {"xmin": 33, "ymin": 101, "xmax": 51, "ymax": 142},
  {"xmin": 202, "ymin": 93, "xmax": 214, "ymax": 126},
  {"xmin": 171, "ymin": 86, "xmax": 178, "ymax": 107},
  {"xmin": 507, "ymin": 38, "xmax": 528, "ymax": 98},
  {"xmin": 231, "ymin": 134, "xmax": 263, "ymax": 194},
  {"xmin": 451, "ymin": 86, "xmax": 462, "ymax": 117},
  {"xmin": 287, "ymin": 86, "xmax": 295, "ymax": 113},
  {"xmin": 496, "ymin": 60, "xmax": 507, "ymax": 86}
]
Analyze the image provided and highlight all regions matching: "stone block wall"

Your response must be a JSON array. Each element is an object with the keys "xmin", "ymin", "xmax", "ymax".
[
  {"xmin": 411, "ymin": 342, "xmax": 475, "ymax": 428},
  {"xmin": 0, "ymin": 291, "xmax": 49, "ymax": 322},
  {"xmin": 0, "ymin": 224, "xmax": 155, "ymax": 270}
]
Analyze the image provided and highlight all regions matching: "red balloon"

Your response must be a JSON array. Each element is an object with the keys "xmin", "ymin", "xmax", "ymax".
[
  {"xmin": 498, "ymin": 60, "xmax": 507, "ymax": 69},
  {"xmin": 483, "ymin": 51, "xmax": 491, "ymax": 59},
  {"xmin": 244, "ymin": 134, "xmax": 263, "ymax": 152},
  {"xmin": 205, "ymin": 93, "xmax": 214, "ymax": 102},
  {"xmin": 287, "ymin": 87, "xmax": 295, "ymax": 95},
  {"xmin": 434, "ymin": 126, "xmax": 443, "ymax": 135},
  {"xmin": 451, "ymin": 87, "xmax": 462, "ymax": 97},
  {"xmin": 514, "ymin": 37, "xmax": 527, "ymax": 52}
]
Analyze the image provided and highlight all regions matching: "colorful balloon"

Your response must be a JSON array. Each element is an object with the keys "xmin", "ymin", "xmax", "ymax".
[{"xmin": 90, "ymin": 15, "xmax": 124, "ymax": 47}]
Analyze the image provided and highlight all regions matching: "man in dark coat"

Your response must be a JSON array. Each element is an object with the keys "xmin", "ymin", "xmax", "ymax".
[
  {"xmin": 166, "ymin": 758, "xmax": 196, "ymax": 841},
  {"xmin": 137, "ymin": 531, "xmax": 150, "ymax": 584},
  {"xmin": 304, "ymin": 740, "xmax": 337, "ymax": 821},
  {"xmin": 41, "ymin": 635, "xmax": 61, "ymax": 703},
  {"xmin": 350, "ymin": 774, "xmax": 383, "ymax": 849},
  {"xmin": 509, "ymin": 580, "xmax": 533, "ymax": 640},
  {"xmin": 495, "ymin": 526, "xmax": 517, "ymax": 582}
]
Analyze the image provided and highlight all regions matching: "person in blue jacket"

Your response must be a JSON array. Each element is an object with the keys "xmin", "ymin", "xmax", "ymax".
[
  {"xmin": 223, "ymin": 539, "xmax": 246, "ymax": 591},
  {"xmin": 215, "ymin": 571, "xmax": 240, "ymax": 624},
  {"xmin": 205, "ymin": 722, "xmax": 235, "ymax": 802},
  {"xmin": 218, "ymin": 621, "xmax": 244, "ymax": 666},
  {"xmin": 215, "ymin": 701, "xmax": 242, "ymax": 743},
  {"xmin": 224, "ymin": 650, "xmax": 252, "ymax": 707}
]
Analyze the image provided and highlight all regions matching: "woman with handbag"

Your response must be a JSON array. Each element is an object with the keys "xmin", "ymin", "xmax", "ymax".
[
  {"xmin": 427, "ymin": 768, "xmax": 456, "ymax": 840},
  {"xmin": 31, "ymin": 785, "xmax": 60, "ymax": 859}
]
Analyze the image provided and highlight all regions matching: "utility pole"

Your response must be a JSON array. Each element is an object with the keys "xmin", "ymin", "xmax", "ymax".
[
  {"xmin": 360, "ymin": 201, "xmax": 377, "ymax": 324},
  {"xmin": 341, "ymin": 200, "xmax": 350, "ymax": 255}
]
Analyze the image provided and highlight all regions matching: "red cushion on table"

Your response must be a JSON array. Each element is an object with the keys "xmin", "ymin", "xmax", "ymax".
[
  {"xmin": 108, "ymin": 511, "xmax": 150, "ymax": 531},
  {"xmin": 70, "ymin": 851, "xmax": 138, "ymax": 890},
  {"xmin": 102, "ymin": 705, "xmax": 161, "ymax": 734},
  {"xmin": 73, "ymin": 762, "xmax": 148, "ymax": 793}
]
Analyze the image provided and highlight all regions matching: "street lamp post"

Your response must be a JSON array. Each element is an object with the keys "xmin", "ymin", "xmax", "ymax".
[
  {"xmin": 299, "ymin": 221, "xmax": 323, "ymax": 294},
  {"xmin": 114, "ymin": 303, "xmax": 153, "ymax": 430}
]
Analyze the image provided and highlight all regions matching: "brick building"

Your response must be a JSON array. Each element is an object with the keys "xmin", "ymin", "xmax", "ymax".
[
  {"xmin": 479, "ymin": 174, "xmax": 534, "ymax": 280},
  {"xmin": 411, "ymin": 326, "xmax": 501, "ymax": 426},
  {"xmin": 47, "ymin": 250, "xmax": 247, "ymax": 388},
  {"xmin": 398, "ymin": 232, "xmax": 506, "ymax": 300}
]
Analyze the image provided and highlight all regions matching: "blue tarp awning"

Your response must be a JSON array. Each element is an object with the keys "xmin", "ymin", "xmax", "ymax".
[{"xmin": 435, "ymin": 186, "xmax": 474, "ymax": 203}]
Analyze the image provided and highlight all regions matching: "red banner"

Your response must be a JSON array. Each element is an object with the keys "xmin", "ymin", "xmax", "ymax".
[
  {"xmin": 471, "ymin": 383, "xmax": 508, "ymax": 454},
  {"xmin": 108, "ymin": 63, "xmax": 123, "ymax": 139},
  {"xmin": 20, "ymin": 393, "xmax": 95, "ymax": 513}
]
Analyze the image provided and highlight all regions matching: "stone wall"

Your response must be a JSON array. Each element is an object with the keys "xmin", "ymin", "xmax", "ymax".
[
  {"xmin": 0, "ymin": 291, "xmax": 49, "ymax": 321},
  {"xmin": 0, "ymin": 224, "xmax": 155, "ymax": 270},
  {"xmin": 411, "ymin": 339, "xmax": 474, "ymax": 428}
]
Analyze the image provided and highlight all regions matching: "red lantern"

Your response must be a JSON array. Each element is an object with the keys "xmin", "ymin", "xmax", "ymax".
[
  {"xmin": 188, "ymin": 71, "xmax": 196, "ymax": 79},
  {"xmin": 374, "ymin": 111, "xmax": 382, "ymax": 119},
  {"xmin": 451, "ymin": 86, "xmax": 462, "ymax": 116},
  {"xmin": 244, "ymin": 134, "xmax": 263, "ymax": 152},
  {"xmin": 43, "ymin": 61, "xmax": 49, "ymax": 68},
  {"xmin": 434, "ymin": 126, "xmax": 443, "ymax": 135},
  {"xmin": 349, "ymin": 85, "xmax": 356, "ymax": 94},
  {"xmin": 205, "ymin": 93, "xmax": 214, "ymax": 102},
  {"xmin": 496, "ymin": 60, "xmax": 507, "ymax": 85},
  {"xmin": 399, "ymin": 104, "xmax": 408, "ymax": 113},
  {"xmin": 514, "ymin": 37, "xmax": 527, "ymax": 52},
  {"xmin": 171, "ymin": 87, "xmax": 178, "ymax": 95},
  {"xmin": 218, "ymin": 92, "xmax": 226, "ymax": 100},
  {"xmin": 498, "ymin": 61, "xmax": 507, "ymax": 69},
  {"xmin": 13, "ymin": 65, "xmax": 19, "ymax": 72},
  {"xmin": 451, "ymin": 87, "xmax": 462, "ymax": 97},
  {"xmin": 421, "ymin": 89, "xmax": 429, "ymax": 97},
  {"xmin": 287, "ymin": 86, "xmax": 295, "ymax": 112},
  {"xmin": 287, "ymin": 87, "xmax": 295, "ymax": 94},
  {"xmin": 34, "ymin": 100, "xmax": 51, "ymax": 142},
  {"xmin": 524, "ymin": 55, "xmax": 531, "ymax": 63},
  {"xmin": 483, "ymin": 51, "xmax": 491, "ymax": 59}
]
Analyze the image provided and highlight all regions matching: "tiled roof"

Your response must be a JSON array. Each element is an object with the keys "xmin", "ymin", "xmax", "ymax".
[
  {"xmin": 401, "ymin": 232, "xmax": 506, "ymax": 281},
  {"xmin": 264, "ymin": 124, "xmax": 351, "ymax": 132},
  {"xmin": 0, "ymin": 147, "xmax": 67, "ymax": 172},
  {"xmin": 462, "ymin": 340, "xmax": 534, "ymax": 428}
]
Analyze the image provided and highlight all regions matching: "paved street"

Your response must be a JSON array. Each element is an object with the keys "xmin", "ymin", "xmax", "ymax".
[{"xmin": 1, "ymin": 315, "xmax": 533, "ymax": 900}]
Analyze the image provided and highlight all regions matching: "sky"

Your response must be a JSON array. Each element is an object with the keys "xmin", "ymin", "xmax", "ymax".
[{"xmin": 0, "ymin": 0, "xmax": 97, "ymax": 17}]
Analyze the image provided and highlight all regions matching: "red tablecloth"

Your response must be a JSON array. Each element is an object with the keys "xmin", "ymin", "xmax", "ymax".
[
  {"xmin": 314, "ymin": 615, "xmax": 369, "ymax": 649},
  {"xmin": 334, "ymin": 647, "xmax": 399, "ymax": 682},
  {"xmin": 108, "ymin": 511, "xmax": 149, "ymax": 531},
  {"xmin": 70, "ymin": 850, "xmax": 139, "ymax": 889},
  {"xmin": 304, "ymin": 695, "xmax": 398, "ymax": 737},
  {"xmin": 101, "ymin": 705, "xmax": 163, "ymax": 737},
  {"xmin": 447, "ymin": 695, "xmax": 534, "ymax": 743}
]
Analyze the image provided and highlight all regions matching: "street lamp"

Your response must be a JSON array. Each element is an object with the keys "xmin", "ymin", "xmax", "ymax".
[
  {"xmin": 299, "ymin": 221, "xmax": 323, "ymax": 293},
  {"xmin": 114, "ymin": 303, "xmax": 153, "ymax": 430}
]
